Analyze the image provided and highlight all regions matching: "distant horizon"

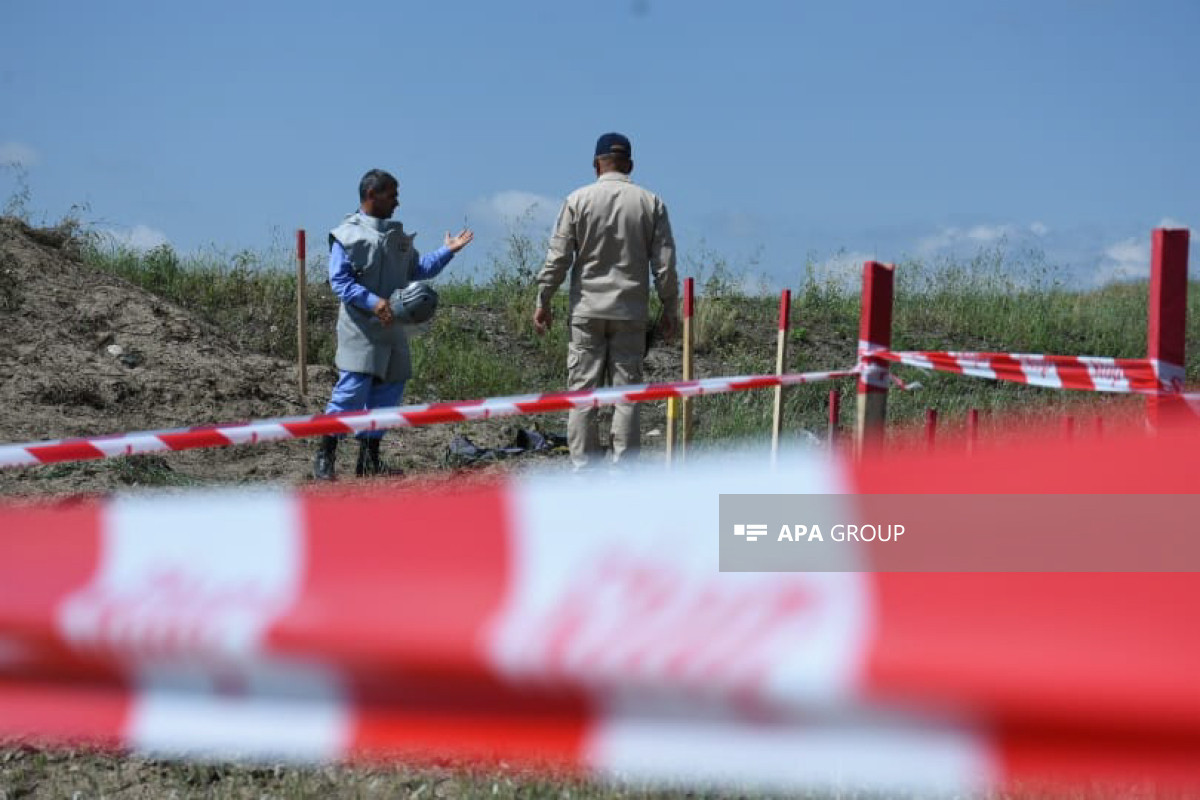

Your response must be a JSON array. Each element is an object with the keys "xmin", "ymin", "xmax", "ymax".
[{"xmin": 3, "ymin": 186, "xmax": 1190, "ymax": 298}]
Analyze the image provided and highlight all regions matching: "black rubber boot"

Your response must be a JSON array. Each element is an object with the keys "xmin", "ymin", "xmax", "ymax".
[
  {"xmin": 355, "ymin": 438, "xmax": 380, "ymax": 477},
  {"xmin": 313, "ymin": 435, "xmax": 338, "ymax": 481},
  {"xmin": 356, "ymin": 438, "xmax": 399, "ymax": 477}
]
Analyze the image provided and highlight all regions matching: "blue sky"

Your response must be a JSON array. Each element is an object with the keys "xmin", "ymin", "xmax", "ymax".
[{"xmin": 2, "ymin": 0, "xmax": 1196, "ymax": 290}]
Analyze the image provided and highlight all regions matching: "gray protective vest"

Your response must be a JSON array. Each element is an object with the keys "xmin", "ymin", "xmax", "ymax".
[{"xmin": 329, "ymin": 212, "xmax": 419, "ymax": 382}]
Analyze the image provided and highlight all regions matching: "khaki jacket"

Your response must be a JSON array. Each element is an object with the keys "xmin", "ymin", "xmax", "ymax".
[{"xmin": 536, "ymin": 172, "xmax": 678, "ymax": 321}]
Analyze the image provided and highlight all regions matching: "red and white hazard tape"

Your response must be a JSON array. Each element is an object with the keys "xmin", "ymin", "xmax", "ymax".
[
  {"xmin": 0, "ymin": 368, "xmax": 857, "ymax": 470},
  {"xmin": 868, "ymin": 348, "xmax": 1168, "ymax": 394},
  {"xmin": 5, "ymin": 343, "xmax": 1188, "ymax": 473},
  {"xmin": 3, "ymin": 429, "xmax": 1200, "ymax": 793}
]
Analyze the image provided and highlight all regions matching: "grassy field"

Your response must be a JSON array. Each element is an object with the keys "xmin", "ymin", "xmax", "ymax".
[{"xmin": 78, "ymin": 229, "xmax": 1199, "ymax": 448}]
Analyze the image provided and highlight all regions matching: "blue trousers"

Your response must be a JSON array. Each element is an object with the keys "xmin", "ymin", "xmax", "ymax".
[{"xmin": 324, "ymin": 371, "xmax": 406, "ymax": 441}]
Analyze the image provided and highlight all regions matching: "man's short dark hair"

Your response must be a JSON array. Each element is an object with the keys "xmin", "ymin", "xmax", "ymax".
[
  {"xmin": 594, "ymin": 153, "xmax": 633, "ymax": 174},
  {"xmin": 359, "ymin": 169, "xmax": 398, "ymax": 201}
]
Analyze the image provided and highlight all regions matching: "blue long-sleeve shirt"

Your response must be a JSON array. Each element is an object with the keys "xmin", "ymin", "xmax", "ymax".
[{"xmin": 328, "ymin": 240, "xmax": 454, "ymax": 311}]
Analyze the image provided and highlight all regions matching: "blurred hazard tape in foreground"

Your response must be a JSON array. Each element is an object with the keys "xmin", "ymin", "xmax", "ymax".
[
  {"xmin": 3, "ymin": 426, "xmax": 1200, "ymax": 795},
  {"xmin": 0, "ymin": 369, "xmax": 857, "ymax": 470}
]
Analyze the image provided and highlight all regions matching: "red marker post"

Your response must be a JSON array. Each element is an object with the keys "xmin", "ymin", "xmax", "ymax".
[
  {"xmin": 1146, "ymin": 228, "xmax": 1190, "ymax": 430},
  {"xmin": 828, "ymin": 389, "xmax": 841, "ymax": 453},
  {"xmin": 855, "ymin": 261, "xmax": 895, "ymax": 458},
  {"xmin": 296, "ymin": 229, "xmax": 308, "ymax": 397}
]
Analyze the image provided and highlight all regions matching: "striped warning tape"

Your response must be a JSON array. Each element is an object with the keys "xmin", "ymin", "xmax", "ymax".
[
  {"xmin": 867, "ymin": 349, "xmax": 1166, "ymax": 393},
  {"xmin": 3, "ymin": 347, "xmax": 1193, "ymax": 473},
  {"xmin": 0, "ymin": 368, "xmax": 858, "ymax": 470}
]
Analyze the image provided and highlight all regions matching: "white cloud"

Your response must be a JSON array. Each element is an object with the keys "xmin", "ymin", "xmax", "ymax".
[
  {"xmin": 1091, "ymin": 236, "xmax": 1148, "ymax": 285},
  {"xmin": 102, "ymin": 224, "xmax": 170, "ymax": 251},
  {"xmin": 965, "ymin": 224, "xmax": 1013, "ymax": 243},
  {"xmin": 811, "ymin": 250, "xmax": 878, "ymax": 290},
  {"xmin": 0, "ymin": 141, "xmax": 39, "ymax": 167},
  {"xmin": 914, "ymin": 228, "xmax": 958, "ymax": 256},
  {"xmin": 468, "ymin": 190, "xmax": 560, "ymax": 231},
  {"xmin": 914, "ymin": 221, "xmax": 1060, "ymax": 259}
]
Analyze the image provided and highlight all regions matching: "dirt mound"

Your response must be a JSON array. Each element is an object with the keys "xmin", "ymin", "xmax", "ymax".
[
  {"xmin": 0, "ymin": 218, "xmax": 561, "ymax": 497},
  {"xmin": 1, "ymin": 217, "xmax": 314, "ymax": 427},
  {"xmin": 0, "ymin": 217, "xmax": 330, "ymax": 495}
]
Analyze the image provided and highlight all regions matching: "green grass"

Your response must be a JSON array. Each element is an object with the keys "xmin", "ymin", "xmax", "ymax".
[
  {"xmin": 28, "ymin": 454, "xmax": 199, "ymax": 488},
  {"xmin": 81, "ymin": 236, "xmax": 342, "ymax": 365},
  {"xmin": 77, "ymin": 229, "xmax": 1200, "ymax": 445}
]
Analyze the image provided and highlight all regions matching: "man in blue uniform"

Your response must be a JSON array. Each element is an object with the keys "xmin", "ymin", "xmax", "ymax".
[{"xmin": 314, "ymin": 168, "xmax": 473, "ymax": 479}]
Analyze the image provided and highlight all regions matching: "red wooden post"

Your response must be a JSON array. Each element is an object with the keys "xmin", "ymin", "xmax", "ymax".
[
  {"xmin": 967, "ymin": 408, "xmax": 979, "ymax": 455},
  {"xmin": 1146, "ymin": 228, "xmax": 1190, "ymax": 429},
  {"xmin": 855, "ymin": 261, "xmax": 895, "ymax": 458},
  {"xmin": 925, "ymin": 408, "xmax": 938, "ymax": 451},
  {"xmin": 828, "ymin": 389, "xmax": 841, "ymax": 450},
  {"xmin": 296, "ymin": 229, "xmax": 308, "ymax": 397},
  {"xmin": 680, "ymin": 277, "xmax": 695, "ymax": 459}
]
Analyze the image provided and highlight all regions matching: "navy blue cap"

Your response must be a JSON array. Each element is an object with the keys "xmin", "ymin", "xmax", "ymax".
[{"xmin": 594, "ymin": 132, "xmax": 632, "ymax": 158}]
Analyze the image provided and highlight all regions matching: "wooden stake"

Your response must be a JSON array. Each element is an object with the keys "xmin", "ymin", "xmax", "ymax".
[
  {"xmin": 665, "ymin": 396, "xmax": 677, "ymax": 466},
  {"xmin": 665, "ymin": 296, "xmax": 678, "ymax": 465},
  {"xmin": 828, "ymin": 389, "xmax": 841, "ymax": 453},
  {"xmin": 680, "ymin": 278, "xmax": 695, "ymax": 461},
  {"xmin": 296, "ymin": 229, "xmax": 308, "ymax": 397},
  {"xmin": 770, "ymin": 289, "xmax": 791, "ymax": 464}
]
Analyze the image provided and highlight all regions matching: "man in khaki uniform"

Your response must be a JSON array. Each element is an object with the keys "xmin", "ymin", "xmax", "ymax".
[{"xmin": 534, "ymin": 132, "xmax": 679, "ymax": 470}]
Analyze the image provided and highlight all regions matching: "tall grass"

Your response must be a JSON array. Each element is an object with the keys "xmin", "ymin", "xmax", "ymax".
[
  {"xmin": 78, "ymin": 229, "xmax": 1199, "ymax": 445},
  {"xmin": 683, "ymin": 245, "xmax": 1199, "ymax": 446}
]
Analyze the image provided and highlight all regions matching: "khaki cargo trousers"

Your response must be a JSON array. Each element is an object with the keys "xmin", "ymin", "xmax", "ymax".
[{"xmin": 567, "ymin": 316, "xmax": 646, "ymax": 470}]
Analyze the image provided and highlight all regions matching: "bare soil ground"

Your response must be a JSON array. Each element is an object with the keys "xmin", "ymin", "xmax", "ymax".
[{"xmin": 0, "ymin": 218, "xmax": 702, "ymax": 500}]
